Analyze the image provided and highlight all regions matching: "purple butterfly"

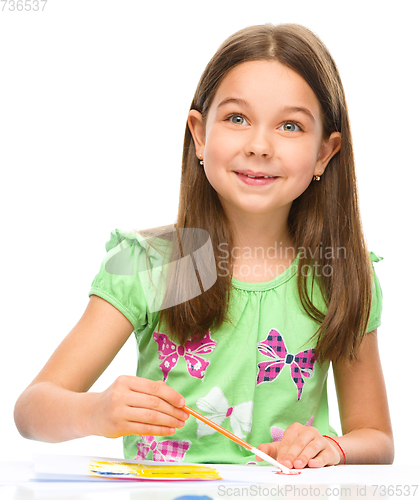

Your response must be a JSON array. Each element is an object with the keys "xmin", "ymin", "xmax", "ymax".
[
  {"xmin": 153, "ymin": 330, "xmax": 217, "ymax": 381},
  {"xmin": 256, "ymin": 328, "xmax": 316, "ymax": 400}
]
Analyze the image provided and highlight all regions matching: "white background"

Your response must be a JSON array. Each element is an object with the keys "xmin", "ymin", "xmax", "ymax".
[{"xmin": 1, "ymin": 0, "xmax": 418, "ymax": 464}]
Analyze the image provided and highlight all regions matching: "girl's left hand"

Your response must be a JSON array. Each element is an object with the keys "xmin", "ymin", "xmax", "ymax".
[{"xmin": 256, "ymin": 422, "xmax": 342, "ymax": 469}]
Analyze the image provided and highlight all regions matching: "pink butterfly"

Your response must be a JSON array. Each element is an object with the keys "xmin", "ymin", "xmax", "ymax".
[
  {"xmin": 256, "ymin": 328, "xmax": 316, "ymax": 400},
  {"xmin": 271, "ymin": 416, "xmax": 314, "ymax": 442},
  {"xmin": 153, "ymin": 330, "xmax": 217, "ymax": 381},
  {"xmin": 135, "ymin": 435, "xmax": 191, "ymax": 462}
]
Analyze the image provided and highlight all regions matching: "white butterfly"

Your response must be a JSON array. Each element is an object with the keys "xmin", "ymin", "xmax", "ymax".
[{"xmin": 196, "ymin": 386, "xmax": 253, "ymax": 440}]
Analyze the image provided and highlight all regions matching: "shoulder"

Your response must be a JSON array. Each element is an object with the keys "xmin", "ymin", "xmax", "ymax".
[
  {"xmin": 89, "ymin": 225, "xmax": 176, "ymax": 330},
  {"xmin": 369, "ymin": 251, "xmax": 383, "ymax": 265},
  {"xmin": 103, "ymin": 226, "xmax": 175, "ymax": 274}
]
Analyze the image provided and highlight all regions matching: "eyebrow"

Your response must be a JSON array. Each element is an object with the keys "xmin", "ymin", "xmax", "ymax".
[{"xmin": 216, "ymin": 97, "xmax": 316, "ymax": 123}]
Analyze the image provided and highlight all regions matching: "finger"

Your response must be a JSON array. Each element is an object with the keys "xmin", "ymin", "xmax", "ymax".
[
  {"xmin": 125, "ymin": 405, "xmax": 186, "ymax": 430},
  {"xmin": 121, "ymin": 421, "xmax": 178, "ymax": 438},
  {"xmin": 102, "ymin": 416, "xmax": 178, "ymax": 439},
  {"xmin": 292, "ymin": 436, "xmax": 326, "ymax": 469},
  {"xmin": 307, "ymin": 457, "xmax": 323, "ymax": 468},
  {"xmin": 255, "ymin": 443, "xmax": 279, "ymax": 461},
  {"xmin": 126, "ymin": 391, "xmax": 189, "ymax": 422},
  {"xmin": 307, "ymin": 447, "xmax": 336, "ymax": 468},
  {"xmin": 272, "ymin": 425, "xmax": 302, "ymax": 463},
  {"xmin": 307, "ymin": 438, "xmax": 342, "ymax": 467},
  {"xmin": 279, "ymin": 427, "xmax": 319, "ymax": 468},
  {"xmin": 128, "ymin": 377, "xmax": 187, "ymax": 411}
]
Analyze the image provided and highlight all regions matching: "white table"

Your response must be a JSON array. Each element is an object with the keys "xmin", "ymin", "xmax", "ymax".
[{"xmin": 1, "ymin": 461, "xmax": 419, "ymax": 500}]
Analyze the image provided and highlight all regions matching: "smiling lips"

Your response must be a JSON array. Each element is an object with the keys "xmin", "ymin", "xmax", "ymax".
[{"xmin": 234, "ymin": 170, "xmax": 279, "ymax": 186}]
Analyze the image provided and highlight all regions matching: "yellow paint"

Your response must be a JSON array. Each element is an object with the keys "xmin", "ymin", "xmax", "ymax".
[{"xmin": 89, "ymin": 460, "xmax": 221, "ymax": 480}]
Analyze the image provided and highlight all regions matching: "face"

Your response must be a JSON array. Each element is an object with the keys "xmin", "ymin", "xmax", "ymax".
[{"xmin": 188, "ymin": 60, "xmax": 341, "ymax": 221}]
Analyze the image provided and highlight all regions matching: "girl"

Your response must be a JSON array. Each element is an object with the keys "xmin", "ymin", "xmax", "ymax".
[{"xmin": 14, "ymin": 23, "xmax": 393, "ymax": 469}]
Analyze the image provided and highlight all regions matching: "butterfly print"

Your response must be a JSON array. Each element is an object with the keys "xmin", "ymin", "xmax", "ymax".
[
  {"xmin": 153, "ymin": 330, "xmax": 217, "ymax": 381},
  {"xmin": 135, "ymin": 435, "xmax": 191, "ymax": 462},
  {"xmin": 256, "ymin": 328, "xmax": 316, "ymax": 400}
]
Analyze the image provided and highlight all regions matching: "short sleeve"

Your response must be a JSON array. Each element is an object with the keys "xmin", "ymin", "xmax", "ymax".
[
  {"xmin": 366, "ymin": 251, "xmax": 384, "ymax": 333},
  {"xmin": 89, "ymin": 229, "xmax": 158, "ymax": 332}
]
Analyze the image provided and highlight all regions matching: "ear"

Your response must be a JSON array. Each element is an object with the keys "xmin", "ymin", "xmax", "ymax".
[
  {"xmin": 188, "ymin": 110, "xmax": 206, "ymax": 160},
  {"xmin": 315, "ymin": 132, "xmax": 342, "ymax": 176}
]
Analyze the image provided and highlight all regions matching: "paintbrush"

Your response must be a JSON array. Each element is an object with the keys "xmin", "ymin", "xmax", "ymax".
[{"xmin": 183, "ymin": 405, "xmax": 298, "ymax": 475}]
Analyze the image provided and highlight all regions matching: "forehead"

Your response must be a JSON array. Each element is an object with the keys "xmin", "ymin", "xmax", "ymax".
[{"xmin": 211, "ymin": 60, "xmax": 321, "ymax": 116}]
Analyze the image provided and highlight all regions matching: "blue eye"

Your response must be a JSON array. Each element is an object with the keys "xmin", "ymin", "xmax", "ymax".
[
  {"xmin": 280, "ymin": 121, "xmax": 301, "ymax": 132},
  {"xmin": 227, "ymin": 114, "xmax": 248, "ymax": 125}
]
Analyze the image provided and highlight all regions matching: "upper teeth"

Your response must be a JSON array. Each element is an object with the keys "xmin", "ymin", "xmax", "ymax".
[{"xmin": 245, "ymin": 174, "xmax": 274, "ymax": 178}]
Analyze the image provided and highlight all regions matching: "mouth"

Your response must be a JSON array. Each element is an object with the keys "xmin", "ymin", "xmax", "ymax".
[
  {"xmin": 234, "ymin": 171, "xmax": 279, "ymax": 179},
  {"xmin": 234, "ymin": 171, "xmax": 279, "ymax": 186}
]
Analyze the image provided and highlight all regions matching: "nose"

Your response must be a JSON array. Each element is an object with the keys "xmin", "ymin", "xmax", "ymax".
[{"xmin": 245, "ymin": 126, "xmax": 274, "ymax": 158}]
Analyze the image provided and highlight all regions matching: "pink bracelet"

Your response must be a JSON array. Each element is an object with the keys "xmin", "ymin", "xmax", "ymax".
[{"xmin": 323, "ymin": 435, "xmax": 347, "ymax": 465}]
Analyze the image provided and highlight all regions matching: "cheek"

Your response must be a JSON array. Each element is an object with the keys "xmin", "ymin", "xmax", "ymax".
[
  {"xmin": 201, "ymin": 133, "xmax": 226, "ymax": 189},
  {"xmin": 282, "ymin": 142, "xmax": 319, "ymax": 177},
  {"xmin": 205, "ymin": 128, "xmax": 238, "ymax": 163},
  {"xmin": 206, "ymin": 146, "xmax": 226, "ymax": 166}
]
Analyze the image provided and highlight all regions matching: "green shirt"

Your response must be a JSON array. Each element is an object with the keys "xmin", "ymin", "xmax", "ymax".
[{"xmin": 89, "ymin": 229, "xmax": 383, "ymax": 464}]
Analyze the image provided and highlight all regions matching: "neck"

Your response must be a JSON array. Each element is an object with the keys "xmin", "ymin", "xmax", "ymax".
[
  {"xmin": 229, "ymin": 211, "xmax": 296, "ymax": 259},
  {"xmin": 226, "ymin": 217, "xmax": 297, "ymax": 282}
]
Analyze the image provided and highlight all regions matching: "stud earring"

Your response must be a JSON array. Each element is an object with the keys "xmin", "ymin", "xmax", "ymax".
[
  {"xmin": 313, "ymin": 174, "xmax": 321, "ymax": 181},
  {"xmin": 199, "ymin": 154, "xmax": 204, "ymax": 166}
]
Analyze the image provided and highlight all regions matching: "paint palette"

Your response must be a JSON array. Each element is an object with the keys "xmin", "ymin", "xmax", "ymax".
[{"xmin": 89, "ymin": 460, "xmax": 221, "ymax": 480}]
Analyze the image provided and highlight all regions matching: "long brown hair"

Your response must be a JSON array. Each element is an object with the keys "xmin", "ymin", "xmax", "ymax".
[{"xmin": 147, "ymin": 23, "xmax": 373, "ymax": 363}]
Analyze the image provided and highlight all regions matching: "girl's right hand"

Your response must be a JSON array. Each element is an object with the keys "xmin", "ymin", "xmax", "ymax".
[
  {"xmin": 14, "ymin": 295, "xmax": 189, "ymax": 444},
  {"xmin": 93, "ymin": 375, "xmax": 189, "ymax": 438}
]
